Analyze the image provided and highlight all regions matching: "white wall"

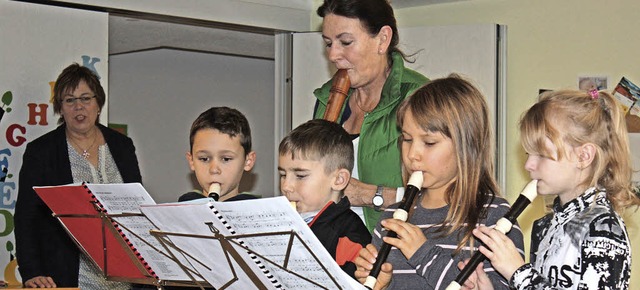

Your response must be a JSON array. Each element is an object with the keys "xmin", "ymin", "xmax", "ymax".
[{"xmin": 108, "ymin": 49, "xmax": 275, "ymax": 203}]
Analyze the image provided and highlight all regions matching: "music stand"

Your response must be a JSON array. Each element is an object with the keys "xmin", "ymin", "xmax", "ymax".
[
  {"xmin": 35, "ymin": 185, "xmax": 209, "ymax": 289},
  {"xmin": 147, "ymin": 225, "xmax": 345, "ymax": 290}
]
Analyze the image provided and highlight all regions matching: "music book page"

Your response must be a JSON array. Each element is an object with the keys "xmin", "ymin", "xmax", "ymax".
[
  {"xmin": 85, "ymin": 183, "xmax": 195, "ymax": 282},
  {"xmin": 34, "ymin": 183, "xmax": 196, "ymax": 282},
  {"xmin": 141, "ymin": 202, "xmax": 274, "ymax": 290},
  {"xmin": 141, "ymin": 196, "xmax": 365, "ymax": 290}
]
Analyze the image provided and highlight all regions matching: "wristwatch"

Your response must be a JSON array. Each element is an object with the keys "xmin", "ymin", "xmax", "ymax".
[{"xmin": 372, "ymin": 185, "xmax": 384, "ymax": 211}]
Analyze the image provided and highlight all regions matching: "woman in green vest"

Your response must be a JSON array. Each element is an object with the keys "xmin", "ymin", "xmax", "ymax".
[{"xmin": 313, "ymin": 0, "xmax": 429, "ymax": 231}]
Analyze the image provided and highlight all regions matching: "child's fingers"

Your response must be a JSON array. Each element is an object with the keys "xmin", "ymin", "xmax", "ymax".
[
  {"xmin": 472, "ymin": 227, "xmax": 493, "ymax": 248},
  {"xmin": 380, "ymin": 218, "xmax": 404, "ymax": 232},
  {"xmin": 372, "ymin": 263, "xmax": 393, "ymax": 290},
  {"xmin": 457, "ymin": 258, "xmax": 472, "ymax": 271},
  {"xmin": 475, "ymin": 227, "xmax": 525, "ymax": 281},
  {"xmin": 365, "ymin": 243, "xmax": 379, "ymax": 258},
  {"xmin": 473, "ymin": 226, "xmax": 509, "ymax": 251},
  {"xmin": 354, "ymin": 261, "xmax": 392, "ymax": 288},
  {"xmin": 354, "ymin": 255, "xmax": 372, "ymax": 271},
  {"xmin": 382, "ymin": 219, "xmax": 425, "ymax": 241},
  {"xmin": 381, "ymin": 221, "xmax": 426, "ymax": 259},
  {"xmin": 354, "ymin": 265, "xmax": 370, "ymax": 282},
  {"xmin": 455, "ymin": 259, "xmax": 482, "ymax": 289},
  {"xmin": 462, "ymin": 279, "xmax": 477, "ymax": 290},
  {"xmin": 457, "ymin": 260, "xmax": 466, "ymax": 270},
  {"xmin": 355, "ymin": 244, "xmax": 378, "ymax": 268}
]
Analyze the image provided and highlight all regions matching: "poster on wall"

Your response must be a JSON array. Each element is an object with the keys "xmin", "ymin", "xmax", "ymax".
[
  {"xmin": 577, "ymin": 75, "xmax": 608, "ymax": 91},
  {"xmin": 0, "ymin": 1, "xmax": 107, "ymax": 285},
  {"xmin": 612, "ymin": 77, "xmax": 640, "ymax": 133}
]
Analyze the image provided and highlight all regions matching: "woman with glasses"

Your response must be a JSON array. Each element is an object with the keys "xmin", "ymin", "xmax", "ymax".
[{"xmin": 15, "ymin": 63, "xmax": 142, "ymax": 288}]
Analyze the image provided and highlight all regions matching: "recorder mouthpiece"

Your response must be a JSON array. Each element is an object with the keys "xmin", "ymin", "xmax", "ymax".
[{"xmin": 208, "ymin": 183, "xmax": 221, "ymax": 201}]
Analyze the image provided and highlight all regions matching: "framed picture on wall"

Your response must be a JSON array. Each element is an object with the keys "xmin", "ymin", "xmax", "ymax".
[
  {"xmin": 578, "ymin": 76, "xmax": 608, "ymax": 91},
  {"xmin": 109, "ymin": 123, "xmax": 128, "ymax": 136},
  {"xmin": 612, "ymin": 77, "xmax": 640, "ymax": 132}
]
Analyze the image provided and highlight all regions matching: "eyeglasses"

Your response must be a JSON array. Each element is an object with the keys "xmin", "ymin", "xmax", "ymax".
[{"xmin": 62, "ymin": 95, "xmax": 96, "ymax": 105}]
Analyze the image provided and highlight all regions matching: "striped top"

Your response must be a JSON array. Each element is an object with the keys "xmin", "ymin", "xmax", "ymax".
[{"xmin": 373, "ymin": 194, "xmax": 524, "ymax": 289}]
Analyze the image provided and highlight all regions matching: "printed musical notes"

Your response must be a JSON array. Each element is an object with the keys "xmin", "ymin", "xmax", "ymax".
[
  {"xmin": 142, "ymin": 197, "xmax": 366, "ymax": 290},
  {"xmin": 33, "ymin": 183, "xmax": 197, "ymax": 283}
]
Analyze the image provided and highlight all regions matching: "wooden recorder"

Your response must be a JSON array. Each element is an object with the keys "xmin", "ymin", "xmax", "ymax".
[{"xmin": 322, "ymin": 69, "xmax": 350, "ymax": 122}]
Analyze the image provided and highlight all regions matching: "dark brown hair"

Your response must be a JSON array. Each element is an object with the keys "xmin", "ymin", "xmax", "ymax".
[
  {"xmin": 53, "ymin": 63, "xmax": 106, "ymax": 124},
  {"xmin": 189, "ymin": 106, "xmax": 252, "ymax": 155},
  {"xmin": 317, "ymin": 0, "xmax": 407, "ymax": 64},
  {"xmin": 279, "ymin": 119, "xmax": 354, "ymax": 174}
]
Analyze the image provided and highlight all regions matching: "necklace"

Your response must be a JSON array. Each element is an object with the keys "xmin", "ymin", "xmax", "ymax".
[
  {"xmin": 354, "ymin": 91, "xmax": 375, "ymax": 115},
  {"xmin": 68, "ymin": 130, "xmax": 98, "ymax": 159}
]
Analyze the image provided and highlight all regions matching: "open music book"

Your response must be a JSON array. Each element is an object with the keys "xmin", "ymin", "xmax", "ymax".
[
  {"xmin": 141, "ymin": 196, "xmax": 366, "ymax": 290},
  {"xmin": 33, "ymin": 183, "xmax": 203, "ymax": 286}
]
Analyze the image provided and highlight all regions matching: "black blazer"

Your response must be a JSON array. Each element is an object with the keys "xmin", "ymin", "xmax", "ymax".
[{"xmin": 14, "ymin": 124, "xmax": 142, "ymax": 287}]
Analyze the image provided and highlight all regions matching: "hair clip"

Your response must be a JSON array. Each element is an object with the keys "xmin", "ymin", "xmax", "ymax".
[{"xmin": 589, "ymin": 89, "xmax": 610, "ymax": 115}]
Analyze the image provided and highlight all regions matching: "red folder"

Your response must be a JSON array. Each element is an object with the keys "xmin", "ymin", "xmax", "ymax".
[{"xmin": 34, "ymin": 184, "xmax": 153, "ymax": 281}]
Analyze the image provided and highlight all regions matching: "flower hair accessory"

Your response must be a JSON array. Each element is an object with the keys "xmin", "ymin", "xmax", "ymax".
[{"xmin": 588, "ymin": 89, "xmax": 599, "ymax": 99}]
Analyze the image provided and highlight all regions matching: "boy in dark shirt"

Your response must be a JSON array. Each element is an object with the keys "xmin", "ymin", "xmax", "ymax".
[
  {"xmin": 181, "ymin": 106, "xmax": 257, "ymax": 202},
  {"xmin": 278, "ymin": 119, "xmax": 371, "ymax": 278}
]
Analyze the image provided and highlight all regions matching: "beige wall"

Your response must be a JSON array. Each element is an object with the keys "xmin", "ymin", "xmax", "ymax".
[{"xmin": 312, "ymin": 0, "xmax": 640, "ymax": 287}]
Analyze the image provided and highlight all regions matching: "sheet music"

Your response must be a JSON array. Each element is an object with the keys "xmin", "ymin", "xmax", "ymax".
[
  {"xmin": 87, "ymin": 183, "xmax": 156, "ymax": 212},
  {"xmin": 215, "ymin": 196, "xmax": 365, "ymax": 290},
  {"xmin": 141, "ymin": 203, "xmax": 274, "ymax": 290},
  {"xmin": 86, "ymin": 183, "xmax": 194, "ymax": 281},
  {"xmin": 142, "ymin": 197, "xmax": 365, "ymax": 290}
]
